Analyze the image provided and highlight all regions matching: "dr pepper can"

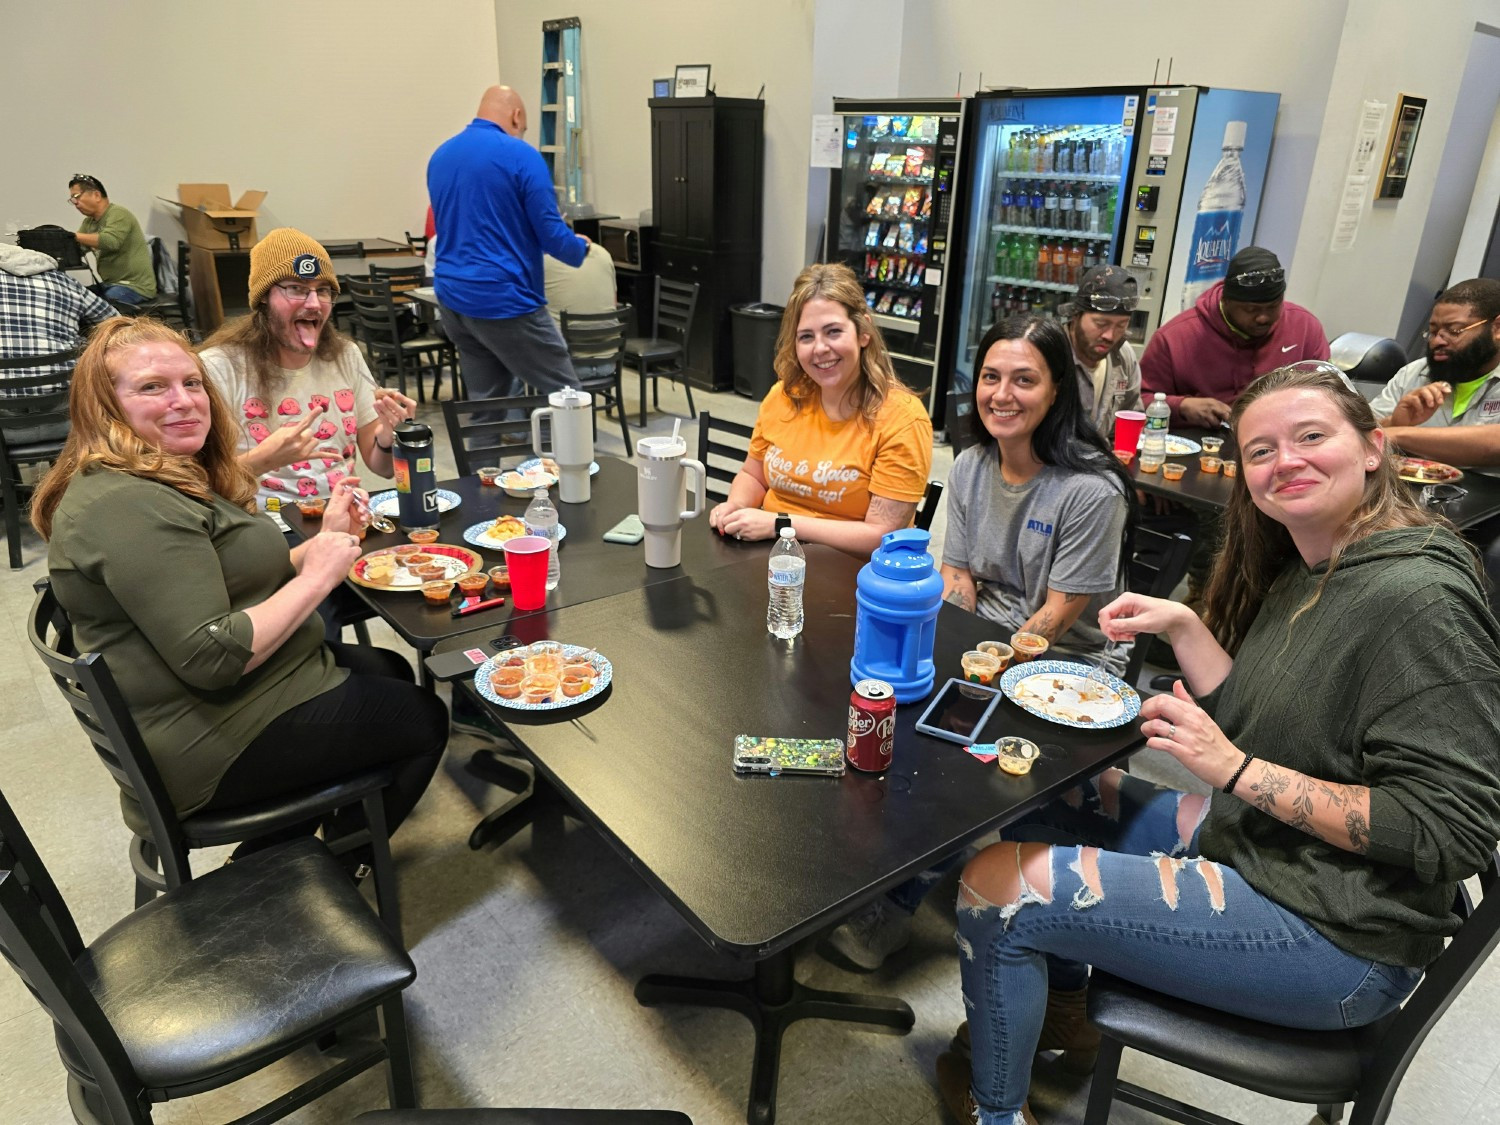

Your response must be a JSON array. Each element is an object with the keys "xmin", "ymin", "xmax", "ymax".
[{"xmin": 848, "ymin": 679, "xmax": 896, "ymax": 772}]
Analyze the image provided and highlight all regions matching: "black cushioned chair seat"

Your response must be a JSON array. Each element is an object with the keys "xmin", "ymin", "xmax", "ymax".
[
  {"xmin": 1088, "ymin": 969, "xmax": 1383, "ymax": 1103},
  {"xmin": 357, "ymin": 1110, "xmax": 694, "ymax": 1123},
  {"xmin": 63, "ymin": 838, "xmax": 414, "ymax": 1090},
  {"xmin": 4, "ymin": 425, "xmax": 69, "ymax": 450},
  {"xmin": 623, "ymin": 338, "xmax": 678, "ymax": 362}
]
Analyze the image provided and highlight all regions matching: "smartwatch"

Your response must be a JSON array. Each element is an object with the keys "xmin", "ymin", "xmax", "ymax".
[{"xmin": 774, "ymin": 512, "xmax": 793, "ymax": 536}]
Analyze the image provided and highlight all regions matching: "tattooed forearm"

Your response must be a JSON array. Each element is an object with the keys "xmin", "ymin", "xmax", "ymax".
[
  {"xmin": 1030, "ymin": 609, "xmax": 1058, "ymax": 640},
  {"xmin": 1241, "ymin": 761, "xmax": 1373, "ymax": 855},
  {"xmin": 946, "ymin": 587, "xmax": 975, "ymax": 611}
]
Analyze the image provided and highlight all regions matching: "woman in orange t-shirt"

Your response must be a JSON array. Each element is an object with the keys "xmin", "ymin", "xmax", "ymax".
[{"xmin": 708, "ymin": 263, "xmax": 933, "ymax": 557}]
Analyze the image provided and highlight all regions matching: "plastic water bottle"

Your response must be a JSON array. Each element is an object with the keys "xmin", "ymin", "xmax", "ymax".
[
  {"xmin": 1142, "ymin": 392, "xmax": 1170, "ymax": 470},
  {"xmin": 767, "ymin": 527, "xmax": 806, "ymax": 639},
  {"xmin": 1181, "ymin": 121, "xmax": 1248, "ymax": 310},
  {"xmin": 524, "ymin": 488, "xmax": 561, "ymax": 590}
]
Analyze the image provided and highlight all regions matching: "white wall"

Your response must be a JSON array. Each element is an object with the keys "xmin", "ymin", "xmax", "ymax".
[
  {"xmin": 2, "ymin": 0, "xmax": 498, "ymax": 249},
  {"xmin": 1296, "ymin": 1, "xmax": 1500, "ymax": 338},
  {"xmin": 491, "ymin": 0, "xmax": 816, "ymax": 300}
]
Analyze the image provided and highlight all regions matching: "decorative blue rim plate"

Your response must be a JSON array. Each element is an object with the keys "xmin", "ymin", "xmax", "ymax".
[
  {"xmin": 518, "ymin": 457, "xmax": 600, "ymax": 476},
  {"xmin": 999, "ymin": 659, "xmax": 1140, "ymax": 730},
  {"xmin": 462, "ymin": 521, "xmax": 566, "ymax": 549},
  {"xmin": 473, "ymin": 645, "xmax": 613, "ymax": 711},
  {"xmin": 369, "ymin": 489, "xmax": 461, "ymax": 518}
]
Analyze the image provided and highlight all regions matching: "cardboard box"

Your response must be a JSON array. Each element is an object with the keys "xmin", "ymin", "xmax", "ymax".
[{"xmin": 159, "ymin": 184, "xmax": 266, "ymax": 250}]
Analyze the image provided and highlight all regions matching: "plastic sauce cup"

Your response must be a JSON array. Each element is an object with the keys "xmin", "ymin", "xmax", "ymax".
[
  {"xmin": 1162, "ymin": 462, "xmax": 1187, "ymax": 481},
  {"xmin": 407, "ymin": 527, "xmax": 440, "ymax": 544},
  {"xmin": 1011, "ymin": 632, "xmax": 1050, "ymax": 662},
  {"xmin": 1199, "ymin": 455, "xmax": 1222, "ymax": 474},
  {"xmin": 421, "ymin": 580, "xmax": 454, "ymax": 604},
  {"xmin": 1200, "ymin": 436, "xmax": 1225, "ymax": 455},
  {"xmin": 961, "ymin": 649, "xmax": 1003, "ymax": 685},
  {"xmin": 1222, "ymin": 459, "xmax": 1238, "ymax": 478},
  {"xmin": 477, "ymin": 466, "xmax": 502, "ymax": 486},
  {"xmin": 977, "ymin": 641, "xmax": 1014, "ymax": 671}
]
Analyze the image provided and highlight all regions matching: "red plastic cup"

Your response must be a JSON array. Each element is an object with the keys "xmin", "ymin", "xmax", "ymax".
[
  {"xmin": 1113, "ymin": 410, "xmax": 1147, "ymax": 454},
  {"xmin": 502, "ymin": 535, "xmax": 551, "ymax": 611}
]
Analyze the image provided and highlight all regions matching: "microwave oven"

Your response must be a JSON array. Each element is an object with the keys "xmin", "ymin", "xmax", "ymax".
[{"xmin": 598, "ymin": 219, "xmax": 651, "ymax": 271}]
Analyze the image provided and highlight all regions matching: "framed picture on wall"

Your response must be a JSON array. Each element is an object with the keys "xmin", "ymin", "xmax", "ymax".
[
  {"xmin": 1377, "ymin": 94, "xmax": 1426, "ymax": 200},
  {"xmin": 674, "ymin": 64, "xmax": 711, "ymax": 98}
]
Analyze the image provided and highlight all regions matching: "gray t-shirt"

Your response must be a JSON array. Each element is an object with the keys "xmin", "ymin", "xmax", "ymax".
[{"xmin": 943, "ymin": 445, "xmax": 1129, "ymax": 672}]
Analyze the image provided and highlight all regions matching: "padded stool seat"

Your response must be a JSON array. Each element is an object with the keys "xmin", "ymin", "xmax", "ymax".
[
  {"xmin": 62, "ymin": 838, "xmax": 414, "ymax": 1091},
  {"xmin": 1087, "ymin": 970, "xmax": 1375, "ymax": 1104},
  {"xmin": 357, "ymin": 1110, "xmax": 694, "ymax": 1123},
  {"xmin": 622, "ymin": 337, "xmax": 678, "ymax": 363}
]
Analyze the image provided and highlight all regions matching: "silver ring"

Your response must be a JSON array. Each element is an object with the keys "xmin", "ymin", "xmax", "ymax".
[{"xmin": 1168, "ymin": 723, "xmax": 1177, "ymax": 739}]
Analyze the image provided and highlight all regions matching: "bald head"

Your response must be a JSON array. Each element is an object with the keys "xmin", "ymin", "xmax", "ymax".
[{"xmin": 478, "ymin": 85, "xmax": 527, "ymax": 138}]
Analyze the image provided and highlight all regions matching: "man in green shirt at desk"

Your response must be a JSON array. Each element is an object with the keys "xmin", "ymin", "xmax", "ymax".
[{"xmin": 69, "ymin": 173, "xmax": 155, "ymax": 306}]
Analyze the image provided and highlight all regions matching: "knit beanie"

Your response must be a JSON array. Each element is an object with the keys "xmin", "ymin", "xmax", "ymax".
[{"xmin": 247, "ymin": 228, "xmax": 339, "ymax": 307}]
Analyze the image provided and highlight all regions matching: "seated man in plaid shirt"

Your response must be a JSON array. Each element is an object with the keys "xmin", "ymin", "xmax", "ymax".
[{"xmin": 0, "ymin": 243, "xmax": 118, "ymax": 395}]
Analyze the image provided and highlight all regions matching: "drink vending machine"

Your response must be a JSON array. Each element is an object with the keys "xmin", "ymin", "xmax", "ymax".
[
  {"xmin": 935, "ymin": 85, "xmax": 1279, "ymax": 438},
  {"xmin": 823, "ymin": 98, "xmax": 967, "ymax": 418}
]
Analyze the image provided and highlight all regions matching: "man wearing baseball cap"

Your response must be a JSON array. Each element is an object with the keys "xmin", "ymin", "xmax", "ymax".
[
  {"xmin": 1064, "ymin": 265, "xmax": 1143, "ymax": 437},
  {"xmin": 199, "ymin": 228, "xmax": 415, "ymax": 516},
  {"xmin": 1140, "ymin": 246, "xmax": 1329, "ymax": 426}
]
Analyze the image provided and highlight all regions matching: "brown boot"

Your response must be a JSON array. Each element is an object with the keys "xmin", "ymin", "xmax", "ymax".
[
  {"xmin": 951, "ymin": 986, "xmax": 1100, "ymax": 1075},
  {"xmin": 935, "ymin": 1049, "xmax": 1037, "ymax": 1124}
]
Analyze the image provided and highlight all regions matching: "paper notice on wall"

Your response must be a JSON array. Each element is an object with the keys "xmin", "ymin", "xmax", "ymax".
[
  {"xmin": 1330, "ymin": 100, "xmax": 1388, "ymax": 253},
  {"xmin": 811, "ymin": 114, "xmax": 842, "ymax": 169},
  {"xmin": 1149, "ymin": 133, "xmax": 1174, "ymax": 156},
  {"xmin": 1152, "ymin": 106, "xmax": 1178, "ymax": 134}
]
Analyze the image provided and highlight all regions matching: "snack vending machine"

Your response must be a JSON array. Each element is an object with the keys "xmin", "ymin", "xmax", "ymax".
[
  {"xmin": 936, "ymin": 85, "xmax": 1279, "ymax": 436},
  {"xmin": 824, "ymin": 98, "xmax": 966, "ymax": 415}
]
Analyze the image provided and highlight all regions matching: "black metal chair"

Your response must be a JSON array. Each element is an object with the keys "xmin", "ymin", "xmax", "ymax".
[
  {"xmin": 404, "ymin": 231, "xmax": 429, "ymax": 256},
  {"xmin": 323, "ymin": 240, "xmax": 366, "ymax": 259},
  {"xmin": 441, "ymin": 393, "xmax": 550, "ymax": 476},
  {"xmin": 560, "ymin": 307, "xmax": 632, "ymax": 452},
  {"xmin": 28, "ymin": 578, "xmax": 404, "ymax": 939},
  {"xmin": 623, "ymin": 277, "xmax": 699, "ymax": 427},
  {"xmin": 357, "ymin": 1109, "xmax": 692, "ymax": 1123},
  {"xmin": 1084, "ymin": 851, "xmax": 1500, "ymax": 1125},
  {"xmin": 175, "ymin": 240, "xmax": 197, "ymax": 340},
  {"xmin": 347, "ymin": 277, "xmax": 458, "ymax": 403},
  {"xmin": 1121, "ymin": 526, "xmax": 1195, "ymax": 689},
  {"xmin": 0, "ymin": 354, "xmax": 74, "ymax": 568},
  {"xmin": 0, "ymin": 785, "xmax": 417, "ymax": 1124},
  {"xmin": 696, "ymin": 410, "xmax": 753, "ymax": 505},
  {"xmin": 915, "ymin": 480, "xmax": 943, "ymax": 531}
]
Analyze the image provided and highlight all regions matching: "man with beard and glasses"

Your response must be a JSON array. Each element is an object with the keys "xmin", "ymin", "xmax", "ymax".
[
  {"xmin": 199, "ymin": 229, "xmax": 416, "ymax": 520},
  {"xmin": 1064, "ymin": 265, "xmax": 1142, "ymax": 438},
  {"xmin": 1372, "ymin": 279, "xmax": 1500, "ymax": 472}
]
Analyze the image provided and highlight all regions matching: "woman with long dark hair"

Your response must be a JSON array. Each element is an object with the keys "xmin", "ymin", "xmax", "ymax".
[
  {"xmin": 941, "ymin": 315, "xmax": 1136, "ymax": 670},
  {"xmin": 937, "ymin": 364, "xmax": 1500, "ymax": 1125}
]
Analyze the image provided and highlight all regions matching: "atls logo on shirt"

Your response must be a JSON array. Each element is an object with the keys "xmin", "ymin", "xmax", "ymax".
[{"xmin": 1025, "ymin": 518, "xmax": 1054, "ymax": 536}]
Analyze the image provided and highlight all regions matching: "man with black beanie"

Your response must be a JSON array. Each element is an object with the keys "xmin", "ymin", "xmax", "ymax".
[{"xmin": 1140, "ymin": 246, "xmax": 1329, "ymax": 426}]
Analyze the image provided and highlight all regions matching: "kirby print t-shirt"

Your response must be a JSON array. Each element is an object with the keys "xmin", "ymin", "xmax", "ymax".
[
  {"xmin": 200, "ymin": 344, "xmax": 379, "ymax": 511},
  {"xmin": 746, "ymin": 383, "xmax": 932, "ymax": 521}
]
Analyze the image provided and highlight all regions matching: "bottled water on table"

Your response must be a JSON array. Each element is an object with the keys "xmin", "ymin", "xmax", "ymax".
[
  {"xmin": 1142, "ymin": 392, "xmax": 1170, "ymax": 470},
  {"xmin": 524, "ymin": 488, "xmax": 562, "ymax": 590},
  {"xmin": 767, "ymin": 527, "xmax": 806, "ymax": 639}
]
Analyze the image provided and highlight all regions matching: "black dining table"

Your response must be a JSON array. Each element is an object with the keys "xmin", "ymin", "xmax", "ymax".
[
  {"xmin": 429, "ymin": 546, "xmax": 1145, "ymax": 1124},
  {"xmin": 280, "ymin": 456, "xmax": 757, "ymax": 654},
  {"xmin": 1126, "ymin": 426, "xmax": 1500, "ymax": 530}
]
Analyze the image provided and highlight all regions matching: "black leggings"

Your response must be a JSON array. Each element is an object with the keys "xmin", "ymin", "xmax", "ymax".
[{"xmin": 205, "ymin": 643, "xmax": 448, "ymax": 852}]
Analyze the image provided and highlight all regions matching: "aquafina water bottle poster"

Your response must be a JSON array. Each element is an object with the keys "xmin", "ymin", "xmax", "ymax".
[{"xmin": 1165, "ymin": 88, "xmax": 1280, "ymax": 319}]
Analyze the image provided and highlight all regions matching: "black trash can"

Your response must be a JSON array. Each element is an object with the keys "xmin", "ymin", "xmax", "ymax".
[{"xmin": 730, "ymin": 302, "xmax": 784, "ymax": 398}]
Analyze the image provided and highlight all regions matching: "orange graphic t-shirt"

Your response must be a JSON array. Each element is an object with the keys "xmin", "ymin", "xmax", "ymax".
[{"xmin": 747, "ymin": 384, "xmax": 932, "ymax": 521}]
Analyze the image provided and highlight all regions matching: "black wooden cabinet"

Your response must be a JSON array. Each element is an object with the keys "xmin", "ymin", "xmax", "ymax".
[{"xmin": 649, "ymin": 96, "xmax": 764, "ymax": 391}]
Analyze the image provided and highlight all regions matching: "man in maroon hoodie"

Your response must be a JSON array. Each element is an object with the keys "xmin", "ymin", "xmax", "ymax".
[{"xmin": 1141, "ymin": 247, "xmax": 1329, "ymax": 425}]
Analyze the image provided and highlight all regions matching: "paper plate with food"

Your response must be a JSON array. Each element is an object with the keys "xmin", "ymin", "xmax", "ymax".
[
  {"xmin": 518, "ymin": 456, "xmax": 599, "ymax": 477},
  {"xmin": 463, "ymin": 515, "xmax": 566, "ymax": 550},
  {"xmin": 473, "ymin": 643, "xmax": 613, "ymax": 711},
  {"xmin": 1137, "ymin": 434, "xmax": 1202, "ymax": 456},
  {"xmin": 349, "ymin": 543, "xmax": 482, "ymax": 591},
  {"xmin": 368, "ymin": 489, "xmax": 462, "ymax": 518},
  {"xmin": 501, "ymin": 467, "xmax": 559, "ymax": 497},
  {"xmin": 999, "ymin": 659, "xmax": 1141, "ymax": 730},
  {"xmin": 1396, "ymin": 457, "xmax": 1463, "ymax": 484}
]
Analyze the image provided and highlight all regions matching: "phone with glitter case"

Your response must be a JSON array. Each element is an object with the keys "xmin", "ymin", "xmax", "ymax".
[{"xmin": 732, "ymin": 735, "xmax": 847, "ymax": 777}]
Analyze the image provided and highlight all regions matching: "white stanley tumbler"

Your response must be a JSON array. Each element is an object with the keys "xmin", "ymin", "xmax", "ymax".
[
  {"xmin": 530, "ymin": 389, "xmax": 594, "ymax": 503},
  {"xmin": 636, "ymin": 434, "xmax": 705, "ymax": 568}
]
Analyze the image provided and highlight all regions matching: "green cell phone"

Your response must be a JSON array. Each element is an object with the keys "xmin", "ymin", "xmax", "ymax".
[{"xmin": 603, "ymin": 514, "xmax": 645, "ymax": 544}]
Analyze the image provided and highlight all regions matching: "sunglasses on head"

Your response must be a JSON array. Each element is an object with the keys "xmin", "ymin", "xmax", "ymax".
[
  {"xmin": 1083, "ymin": 294, "xmax": 1138, "ymax": 313},
  {"xmin": 1228, "ymin": 266, "xmax": 1285, "ymax": 289}
]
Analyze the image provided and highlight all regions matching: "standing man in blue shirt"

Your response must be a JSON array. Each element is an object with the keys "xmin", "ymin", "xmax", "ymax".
[{"xmin": 427, "ymin": 85, "xmax": 587, "ymax": 406}]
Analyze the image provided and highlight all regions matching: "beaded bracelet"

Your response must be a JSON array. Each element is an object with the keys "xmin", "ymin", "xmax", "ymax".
[{"xmin": 1223, "ymin": 752, "xmax": 1255, "ymax": 796}]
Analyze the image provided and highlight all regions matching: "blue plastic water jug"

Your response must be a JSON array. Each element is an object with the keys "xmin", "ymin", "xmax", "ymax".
[{"xmin": 850, "ymin": 528, "xmax": 945, "ymax": 703}]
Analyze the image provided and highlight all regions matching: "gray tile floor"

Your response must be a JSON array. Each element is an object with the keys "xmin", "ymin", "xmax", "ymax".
[{"xmin": 1, "ymin": 375, "xmax": 1486, "ymax": 1123}]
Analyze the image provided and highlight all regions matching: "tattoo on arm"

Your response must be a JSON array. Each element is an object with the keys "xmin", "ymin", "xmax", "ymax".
[
  {"xmin": 945, "ymin": 587, "xmax": 975, "ymax": 611},
  {"xmin": 1245, "ymin": 761, "xmax": 1372, "ymax": 854},
  {"xmin": 866, "ymin": 495, "xmax": 918, "ymax": 530},
  {"xmin": 1031, "ymin": 609, "xmax": 1058, "ymax": 640}
]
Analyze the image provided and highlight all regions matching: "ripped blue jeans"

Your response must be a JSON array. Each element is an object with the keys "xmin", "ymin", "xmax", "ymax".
[{"xmin": 955, "ymin": 769, "xmax": 1423, "ymax": 1125}]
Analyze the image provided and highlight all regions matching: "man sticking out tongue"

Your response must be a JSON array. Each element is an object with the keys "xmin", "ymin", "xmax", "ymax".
[{"xmin": 199, "ymin": 228, "xmax": 417, "ymax": 527}]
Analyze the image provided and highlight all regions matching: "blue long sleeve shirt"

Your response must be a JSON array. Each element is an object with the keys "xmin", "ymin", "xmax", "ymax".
[{"xmin": 427, "ymin": 118, "xmax": 586, "ymax": 318}]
